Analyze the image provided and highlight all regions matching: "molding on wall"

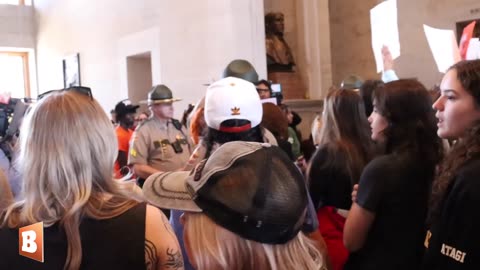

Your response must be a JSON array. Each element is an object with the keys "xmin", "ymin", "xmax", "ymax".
[
  {"xmin": 118, "ymin": 27, "xmax": 161, "ymax": 100},
  {"xmin": 284, "ymin": 99, "xmax": 323, "ymax": 112}
]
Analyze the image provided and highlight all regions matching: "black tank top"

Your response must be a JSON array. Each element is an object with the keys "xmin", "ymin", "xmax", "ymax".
[{"xmin": 0, "ymin": 202, "xmax": 147, "ymax": 270}]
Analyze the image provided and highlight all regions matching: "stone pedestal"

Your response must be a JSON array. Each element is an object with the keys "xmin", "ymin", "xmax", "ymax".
[{"xmin": 268, "ymin": 71, "xmax": 307, "ymax": 99}]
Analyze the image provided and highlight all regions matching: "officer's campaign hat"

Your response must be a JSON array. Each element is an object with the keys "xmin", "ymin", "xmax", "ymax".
[
  {"xmin": 340, "ymin": 75, "xmax": 364, "ymax": 90},
  {"xmin": 140, "ymin": 85, "xmax": 181, "ymax": 105},
  {"xmin": 222, "ymin": 59, "xmax": 259, "ymax": 84}
]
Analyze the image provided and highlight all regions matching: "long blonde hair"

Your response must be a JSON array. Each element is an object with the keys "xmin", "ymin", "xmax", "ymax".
[
  {"xmin": 314, "ymin": 88, "xmax": 373, "ymax": 183},
  {"xmin": 0, "ymin": 169, "xmax": 13, "ymax": 211},
  {"xmin": 1, "ymin": 91, "xmax": 140, "ymax": 269},
  {"xmin": 311, "ymin": 114, "xmax": 322, "ymax": 146},
  {"xmin": 183, "ymin": 213, "xmax": 323, "ymax": 270}
]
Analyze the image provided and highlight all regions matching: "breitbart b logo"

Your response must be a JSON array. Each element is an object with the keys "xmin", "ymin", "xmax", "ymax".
[{"xmin": 19, "ymin": 222, "xmax": 44, "ymax": 262}]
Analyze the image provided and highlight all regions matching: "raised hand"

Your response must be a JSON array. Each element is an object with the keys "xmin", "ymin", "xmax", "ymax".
[{"xmin": 382, "ymin": 45, "xmax": 394, "ymax": 71}]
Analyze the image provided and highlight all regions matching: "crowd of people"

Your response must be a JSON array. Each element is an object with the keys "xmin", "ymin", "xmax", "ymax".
[{"xmin": 0, "ymin": 49, "xmax": 479, "ymax": 270}]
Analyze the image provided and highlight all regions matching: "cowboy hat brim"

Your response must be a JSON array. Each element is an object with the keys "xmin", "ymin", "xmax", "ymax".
[{"xmin": 139, "ymin": 98, "xmax": 182, "ymax": 105}]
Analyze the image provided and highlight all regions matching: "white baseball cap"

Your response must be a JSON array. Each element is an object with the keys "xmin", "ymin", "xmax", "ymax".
[{"xmin": 205, "ymin": 77, "xmax": 263, "ymax": 133}]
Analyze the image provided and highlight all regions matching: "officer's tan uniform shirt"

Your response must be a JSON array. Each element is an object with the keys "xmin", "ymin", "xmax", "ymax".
[{"xmin": 128, "ymin": 117, "xmax": 191, "ymax": 173}]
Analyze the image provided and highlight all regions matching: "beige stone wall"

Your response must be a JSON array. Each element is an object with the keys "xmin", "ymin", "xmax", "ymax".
[
  {"xmin": 0, "ymin": 4, "xmax": 35, "ymax": 48},
  {"xmin": 329, "ymin": 0, "xmax": 480, "ymax": 88},
  {"xmin": 329, "ymin": 0, "xmax": 380, "ymax": 87}
]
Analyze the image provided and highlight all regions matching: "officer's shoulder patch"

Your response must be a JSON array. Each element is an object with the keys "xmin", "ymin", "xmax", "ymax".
[{"xmin": 136, "ymin": 118, "xmax": 153, "ymax": 129}]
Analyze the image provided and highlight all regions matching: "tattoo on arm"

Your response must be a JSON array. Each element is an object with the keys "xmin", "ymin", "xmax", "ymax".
[
  {"xmin": 163, "ymin": 248, "xmax": 184, "ymax": 269},
  {"xmin": 145, "ymin": 239, "xmax": 158, "ymax": 270}
]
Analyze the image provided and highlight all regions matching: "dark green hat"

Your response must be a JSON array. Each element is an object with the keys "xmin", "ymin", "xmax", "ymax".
[
  {"xmin": 222, "ymin": 59, "xmax": 259, "ymax": 83},
  {"xmin": 140, "ymin": 85, "xmax": 181, "ymax": 105},
  {"xmin": 340, "ymin": 75, "xmax": 364, "ymax": 90}
]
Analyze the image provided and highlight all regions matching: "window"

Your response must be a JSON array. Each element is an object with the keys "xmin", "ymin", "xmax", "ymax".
[
  {"xmin": 0, "ymin": 0, "xmax": 31, "ymax": 5},
  {"xmin": 0, "ymin": 52, "xmax": 30, "ymax": 98}
]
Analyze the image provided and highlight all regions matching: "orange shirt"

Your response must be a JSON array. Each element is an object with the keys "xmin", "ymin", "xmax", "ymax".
[{"xmin": 114, "ymin": 126, "xmax": 134, "ymax": 178}]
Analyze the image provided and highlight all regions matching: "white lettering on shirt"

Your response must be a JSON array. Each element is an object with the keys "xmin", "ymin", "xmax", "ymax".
[{"xmin": 441, "ymin": 244, "xmax": 466, "ymax": 263}]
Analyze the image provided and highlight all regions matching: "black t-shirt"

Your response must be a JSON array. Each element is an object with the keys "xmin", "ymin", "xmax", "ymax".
[
  {"xmin": 422, "ymin": 157, "xmax": 480, "ymax": 270},
  {"xmin": 0, "ymin": 202, "xmax": 146, "ymax": 270},
  {"xmin": 308, "ymin": 146, "xmax": 354, "ymax": 210},
  {"xmin": 345, "ymin": 153, "xmax": 432, "ymax": 270}
]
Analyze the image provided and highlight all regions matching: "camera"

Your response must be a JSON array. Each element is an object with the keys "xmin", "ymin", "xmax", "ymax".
[{"xmin": 0, "ymin": 95, "xmax": 29, "ymax": 160}]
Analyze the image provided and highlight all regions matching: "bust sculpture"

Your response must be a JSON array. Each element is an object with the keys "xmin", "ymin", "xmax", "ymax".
[{"xmin": 265, "ymin": 12, "xmax": 295, "ymax": 72}]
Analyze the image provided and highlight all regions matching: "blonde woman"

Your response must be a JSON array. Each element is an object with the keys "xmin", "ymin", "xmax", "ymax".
[
  {"xmin": 144, "ymin": 141, "xmax": 325, "ymax": 270},
  {"xmin": 0, "ymin": 169, "xmax": 13, "ymax": 211},
  {"xmin": 0, "ymin": 88, "xmax": 183, "ymax": 270}
]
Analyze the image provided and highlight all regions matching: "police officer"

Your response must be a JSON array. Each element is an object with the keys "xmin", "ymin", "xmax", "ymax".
[
  {"xmin": 128, "ymin": 85, "xmax": 191, "ymax": 186},
  {"xmin": 222, "ymin": 59, "xmax": 259, "ymax": 83}
]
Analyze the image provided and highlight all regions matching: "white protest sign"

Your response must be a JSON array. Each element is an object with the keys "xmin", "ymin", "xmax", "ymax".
[
  {"xmin": 370, "ymin": 0, "xmax": 400, "ymax": 73},
  {"xmin": 466, "ymin": 38, "xmax": 480, "ymax": 60},
  {"xmin": 260, "ymin": 98, "xmax": 277, "ymax": 105},
  {"xmin": 423, "ymin": 25, "xmax": 461, "ymax": 73}
]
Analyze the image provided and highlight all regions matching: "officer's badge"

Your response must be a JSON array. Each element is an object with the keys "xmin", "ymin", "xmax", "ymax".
[
  {"xmin": 176, "ymin": 134, "xmax": 188, "ymax": 144},
  {"xmin": 130, "ymin": 149, "xmax": 137, "ymax": 157}
]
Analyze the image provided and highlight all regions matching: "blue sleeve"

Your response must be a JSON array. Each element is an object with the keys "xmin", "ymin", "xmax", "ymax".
[
  {"xmin": 382, "ymin": 70, "xmax": 399, "ymax": 83},
  {"xmin": 169, "ymin": 210, "xmax": 195, "ymax": 270},
  {"xmin": 0, "ymin": 149, "xmax": 10, "ymax": 173}
]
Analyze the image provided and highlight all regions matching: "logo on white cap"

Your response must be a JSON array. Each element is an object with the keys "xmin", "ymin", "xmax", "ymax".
[{"xmin": 205, "ymin": 77, "xmax": 263, "ymax": 132}]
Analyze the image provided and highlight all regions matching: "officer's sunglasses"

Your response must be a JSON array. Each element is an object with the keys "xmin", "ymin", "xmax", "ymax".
[{"xmin": 37, "ymin": 86, "xmax": 93, "ymax": 100}]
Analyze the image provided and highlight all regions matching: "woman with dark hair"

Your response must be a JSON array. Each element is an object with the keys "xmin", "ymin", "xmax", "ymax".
[
  {"xmin": 307, "ymin": 88, "xmax": 374, "ymax": 270},
  {"xmin": 202, "ymin": 119, "xmax": 264, "ymax": 158},
  {"xmin": 184, "ymin": 77, "xmax": 277, "ymax": 166},
  {"xmin": 424, "ymin": 59, "xmax": 480, "ymax": 270},
  {"xmin": 359, "ymin": 80, "xmax": 384, "ymax": 117},
  {"xmin": 261, "ymin": 103, "xmax": 294, "ymax": 160},
  {"xmin": 173, "ymin": 77, "xmax": 277, "ymax": 270},
  {"xmin": 344, "ymin": 79, "xmax": 443, "ymax": 270}
]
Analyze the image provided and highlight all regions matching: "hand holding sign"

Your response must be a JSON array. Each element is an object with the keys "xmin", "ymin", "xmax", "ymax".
[
  {"xmin": 370, "ymin": 0, "xmax": 400, "ymax": 73},
  {"xmin": 382, "ymin": 45, "xmax": 394, "ymax": 71}
]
